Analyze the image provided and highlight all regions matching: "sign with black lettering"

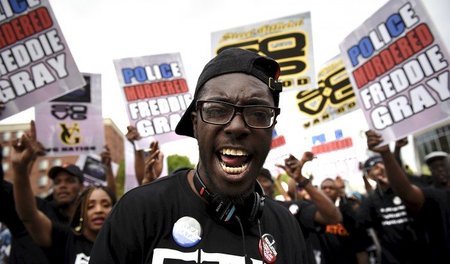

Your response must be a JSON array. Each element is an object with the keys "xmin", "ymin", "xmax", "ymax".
[
  {"xmin": 212, "ymin": 13, "xmax": 316, "ymax": 158},
  {"xmin": 340, "ymin": 0, "xmax": 450, "ymax": 145},
  {"xmin": 211, "ymin": 13, "xmax": 315, "ymax": 92},
  {"xmin": 297, "ymin": 55, "xmax": 358, "ymax": 130},
  {"xmin": 35, "ymin": 73, "xmax": 104, "ymax": 156},
  {"xmin": 114, "ymin": 53, "xmax": 191, "ymax": 150},
  {"xmin": 0, "ymin": 0, "xmax": 84, "ymax": 120}
]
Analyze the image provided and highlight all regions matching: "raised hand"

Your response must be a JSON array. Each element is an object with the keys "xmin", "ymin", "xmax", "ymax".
[
  {"xmin": 276, "ymin": 152, "xmax": 314, "ymax": 182},
  {"xmin": 10, "ymin": 121, "xmax": 45, "ymax": 174},
  {"xmin": 365, "ymin": 130, "xmax": 389, "ymax": 153},
  {"xmin": 125, "ymin": 126, "xmax": 140, "ymax": 144},
  {"xmin": 101, "ymin": 145, "xmax": 112, "ymax": 167},
  {"xmin": 142, "ymin": 141, "xmax": 164, "ymax": 185}
]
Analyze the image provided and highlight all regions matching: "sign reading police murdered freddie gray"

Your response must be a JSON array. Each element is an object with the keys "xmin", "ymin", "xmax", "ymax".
[
  {"xmin": 35, "ymin": 73, "xmax": 104, "ymax": 156},
  {"xmin": 340, "ymin": 0, "xmax": 450, "ymax": 145},
  {"xmin": 114, "ymin": 53, "xmax": 191, "ymax": 150},
  {"xmin": 0, "ymin": 0, "xmax": 85, "ymax": 119}
]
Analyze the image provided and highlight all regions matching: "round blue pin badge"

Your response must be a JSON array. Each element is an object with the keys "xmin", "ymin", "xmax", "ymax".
[{"xmin": 172, "ymin": 216, "xmax": 202, "ymax": 247}]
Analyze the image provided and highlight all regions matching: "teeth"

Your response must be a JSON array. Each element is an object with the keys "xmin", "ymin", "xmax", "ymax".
[
  {"xmin": 221, "ymin": 148, "xmax": 248, "ymax": 156},
  {"xmin": 221, "ymin": 162, "xmax": 248, "ymax": 173}
]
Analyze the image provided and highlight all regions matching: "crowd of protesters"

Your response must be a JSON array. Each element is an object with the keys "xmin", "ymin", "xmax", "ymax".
[
  {"xmin": 0, "ymin": 124, "xmax": 448, "ymax": 264},
  {"xmin": 1, "ymin": 121, "xmax": 448, "ymax": 264}
]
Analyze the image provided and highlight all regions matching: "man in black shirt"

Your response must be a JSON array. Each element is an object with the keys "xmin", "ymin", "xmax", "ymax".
[
  {"xmin": 362, "ymin": 130, "xmax": 445, "ymax": 263},
  {"xmin": 90, "ymin": 48, "xmax": 308, "ymax": 263},
  {"xmin": 0, "ymin": 134, "xmax": 85, "ymax": 264},
  {"xmin": 424, "ymin": 151, "xmax": 450, "ymax": 189},
  {"xmin": 315, "ymin": 178, "xmax": 371, "ymax": 264}
]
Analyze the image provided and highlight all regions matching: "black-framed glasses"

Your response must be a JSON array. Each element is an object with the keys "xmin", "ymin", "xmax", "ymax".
[{"xmin": 196, "ymin": 100, "xmax": 280, "ymax": 129}]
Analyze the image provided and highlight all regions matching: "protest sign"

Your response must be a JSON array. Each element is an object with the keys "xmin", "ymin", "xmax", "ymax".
[
  {"xmin": 114, "ymin": 53, "xmax": 191, "ymax": 150},
  {"xmin": 302, "ymin": 110, "xmax": 369, "ymax": 192},
  {"xmin": 340, "ymin": 0, "xmax": 450, "ymax": 145},
  {"xmin": 298, "ymin": 55, "xmax": 358, "ymax": 130},
  {"xmin": 0, "ymin": 0, "xmax": 85, "ymax": 119},
  {"xmin": 35, "ymin": 73, "xmax": 104, "ymax": 156},
  {"xmin": 212, "ymin": 13, "xmax": 317, "ymax": 157},
  {"xmin": 212, "ymin": 12, "xmax": 315, "ymax": 92},
  {"xmin": 76, "ymin": 153, "xmax": 119, "ymax": 186}
]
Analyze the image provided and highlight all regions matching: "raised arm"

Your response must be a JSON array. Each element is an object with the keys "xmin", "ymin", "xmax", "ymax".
[
  {"xmin": 278, "ymin": 152, "xmax": 342, "ymax": 224},
  {"xmin": 125, "ymin": 126, "xmax": 145, "ymax": 185},
  {"xmin": 358, "ymin": 161, "xmax": 374, "ymax": 195},
  {"xmin": 11, "ymin": 121, "xmax": 53, "ymax": 247},
  {"xmin": 273, "ymin": 172, "xmax": 291, "ymax": 201},
  {"xmin": 365, "ymin": 130, "xmax": 424, "ymax": 212},
  {"xmin": 393, "ymin": 137, "xmax": 408, "ymax": 169},
  {"xmin": 101, "ymin": 145, "xmax": 117, "ymax": 196},
  {"xmin": 141, "ymin": 141, "xmax": 164, "ymax": 185}
]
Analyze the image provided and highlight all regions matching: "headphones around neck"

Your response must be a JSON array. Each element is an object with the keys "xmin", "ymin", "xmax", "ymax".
[{"xmin": 193, "ymin": 169, "xmax": 265, "ymax": 224}]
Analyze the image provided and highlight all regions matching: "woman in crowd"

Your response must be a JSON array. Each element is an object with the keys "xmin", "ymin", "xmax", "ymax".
[{"xmin": 10, "ymin": 121, "xmax": 116, "ymax": 263}]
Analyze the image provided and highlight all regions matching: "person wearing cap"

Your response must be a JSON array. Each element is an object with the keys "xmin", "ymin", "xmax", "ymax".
[
  {"xmin": 90, "ymin": 48, "xmax": 308, "ymax": 263},
  {"xmin": 424, "ymin": 151, "xmax": 450, "ymax": 189},
  {"xmin": 10, "ymin": 121, "xmax": 117, "ymax": 263},
  {"xmin": 2, "ymin": 121, "xmax": 86, "ymax": 264},
  {"xmin": 9, "ymin": 121, "xmax": 118, "ymax": 263},
  {"xmin": 362, "ymin": 130, "xmax": 440, "ymax": 263},
  {"xmin": 47, "ymin": 163, "xmax": 85, "ymax": 223}
]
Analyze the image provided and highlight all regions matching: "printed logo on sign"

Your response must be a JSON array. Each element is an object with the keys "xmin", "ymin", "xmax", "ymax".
[
  {"xmin": 60, "ymin": 123, "xmax": 81, "ymax": 145},
  {"xmin": 298, "ymin": 65, "xmax": 356, "ymax": 129},
  {"xmin": 216, "ymin": 29, "xmax": 311, "ymax": 89},
  {"xmin": 51, "ymin": 104, "xmax": 87, "ymax": 120}
]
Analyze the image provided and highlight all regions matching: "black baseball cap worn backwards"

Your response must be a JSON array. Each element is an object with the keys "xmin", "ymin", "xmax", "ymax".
[{"xmin": 175, "ymin": 47, "xmax": 283, "ymax": 138}]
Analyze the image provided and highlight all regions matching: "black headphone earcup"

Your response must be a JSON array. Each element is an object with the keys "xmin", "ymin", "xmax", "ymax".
[
  {"xmin": 246, "ymin": 191, "xmax": 265, "ymax": 223},
  {"xmin": 210, "ymin": 195, "xmax": 237, "ymax": 223}
]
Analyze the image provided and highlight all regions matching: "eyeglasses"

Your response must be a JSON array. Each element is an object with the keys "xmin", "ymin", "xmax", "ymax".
[{"xmin": 196, "ymin": 100, "xmax": 280, "ymax": 129}]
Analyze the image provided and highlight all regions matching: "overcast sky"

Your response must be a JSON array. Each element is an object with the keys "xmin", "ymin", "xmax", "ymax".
[{"xmin": 1, "ymin": 0, "xmax": 448, "ymax": 160}]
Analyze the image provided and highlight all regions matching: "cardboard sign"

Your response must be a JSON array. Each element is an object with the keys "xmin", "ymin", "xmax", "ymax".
[
  {"xmin": 114, "ymin": 53, "xmax": 191, "ymax": 150},
  {"xmin": 35, "ymin": 73, "xmax": 104, "ymax": 156},
  {"xmin": 212, "ymin": 12, "xmax": 316, "ymax": 92},
  {"xmin": 298, "ymin": 55, "xmax": 358, "ymax": 130},
  {"xmin": 340, "ymin": 0, "xmax": 450, "ymax": 144},
  {"xmin": 0, "ymin": 0, "xmax": 85, "ymax": 119}
]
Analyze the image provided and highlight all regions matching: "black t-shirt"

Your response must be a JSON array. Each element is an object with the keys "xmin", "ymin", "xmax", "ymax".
[
  {"xmin": 90, "ymin": 170, "xmax": 308, "ymax": 263},
  {"xmin": 47, "ymin": 223, "xmax": 93, "ymax": 264},
  {"xmin": 418, "ymin": 187, "xmax": 450, "ymax": 263},
  {"xmin": 312, "ymin": 198, "xmax": 372, "ymax": 264},
  {"xmin": 278, "ymin": 199, "xmax": 319, "ymax": 264},
  {"xmin": 357, "ymin": 187, "xmax": 429, "ymax": 264},
  {"xmin": 0, "ymin": 180, "xmax": 51, "ymax": 264},
  {"xmin": 0, "ymin": 179, "xmax": 70, "ymax": 264}
]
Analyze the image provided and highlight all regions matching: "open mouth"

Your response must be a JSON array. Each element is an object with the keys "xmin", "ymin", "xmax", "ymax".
[
  {"xmin": 91, "ymin": 216, "xmax": 105, "ymax": 225},
  {"xmin": 218, "ymin": 148, "xmax": 250, "ymax": 174},
  {"xmin": 56, "ymin": 191, "xmax": 69, "ymax": 198}
]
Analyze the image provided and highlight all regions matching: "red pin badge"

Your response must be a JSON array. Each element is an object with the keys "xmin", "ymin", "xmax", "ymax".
[{"xmin": 258, "ymin": 233, "xmax": 277, "ymax": 263}]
